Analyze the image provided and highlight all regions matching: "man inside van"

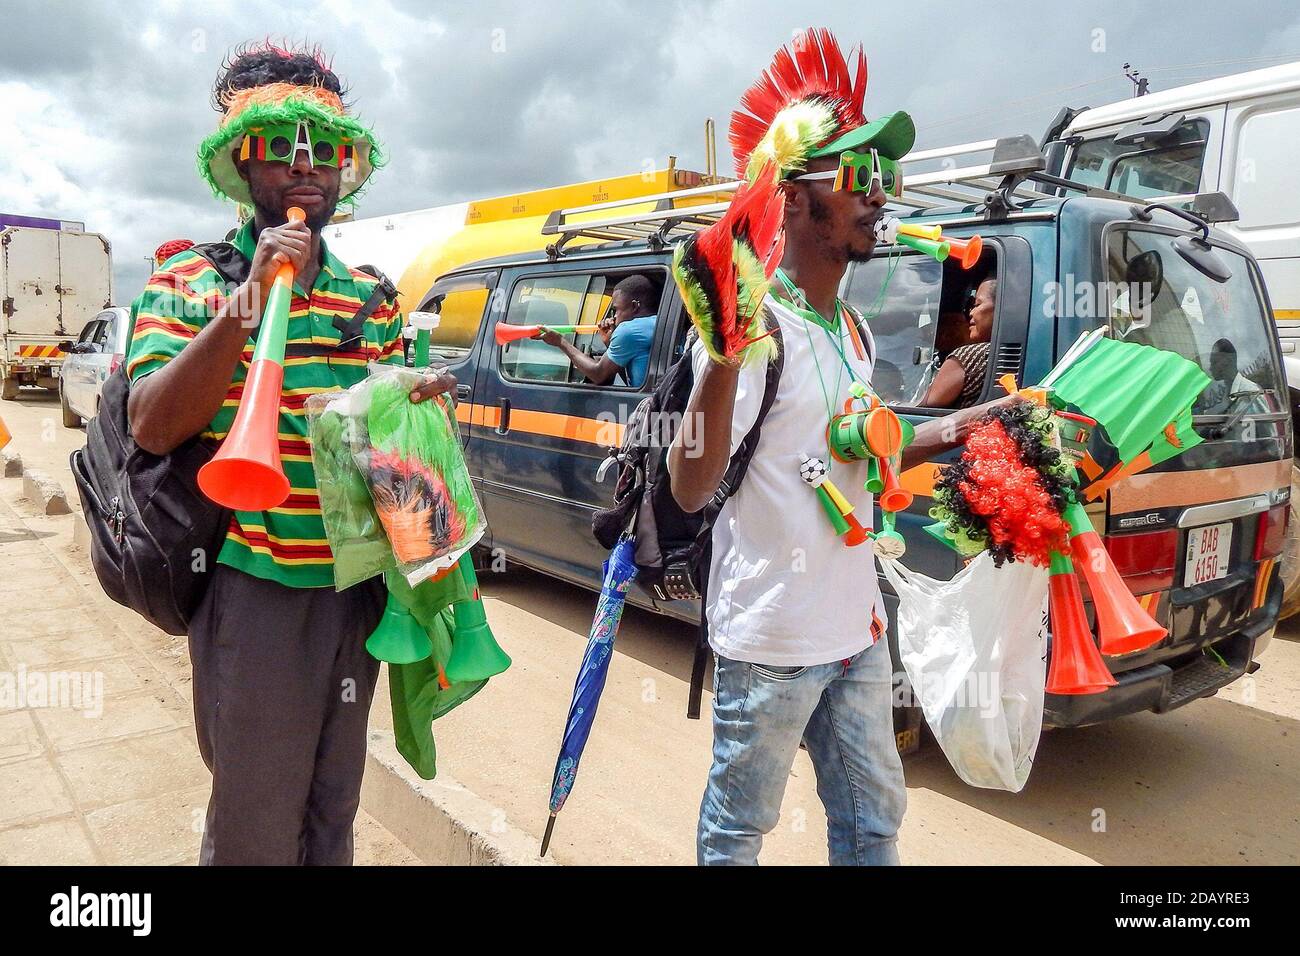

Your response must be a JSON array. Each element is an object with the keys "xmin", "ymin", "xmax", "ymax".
[
  {"xmin": 668, "ymin": 29, "xmax": 1013, "ymax": 865},
  {"xmin": 125, "ymin": 44, "xmax": 454, "ymax": 865},
  {"xmin": 540, "ymin": 274, "xmax": 658, "ymax": 387}
]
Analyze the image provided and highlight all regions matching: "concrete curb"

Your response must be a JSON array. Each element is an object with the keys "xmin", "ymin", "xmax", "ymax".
[
  {"xmin": 22, "ymin": 468, "xmax": 71, "ymax": 515},
  {"xmin": 1, "ymin": 448, "xmax": 21, "ymax": 478},
  {"xmin": 362, "ymin": 730, "xmax": 553, "ymax": 866}
]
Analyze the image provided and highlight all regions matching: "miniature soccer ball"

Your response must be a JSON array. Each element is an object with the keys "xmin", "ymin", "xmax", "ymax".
[{"xmin": 799, "ymin": 457, "xmax": 829, "ymax": 485}]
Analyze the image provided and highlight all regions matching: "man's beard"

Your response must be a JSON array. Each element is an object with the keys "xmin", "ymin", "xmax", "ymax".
[
  {"xmin": 807, "ymin": 189, "xmax": 875, "ymax": 263},
  {"xmin": 248, "ymin": 176, "xmax": 340, "ymax": 231}
]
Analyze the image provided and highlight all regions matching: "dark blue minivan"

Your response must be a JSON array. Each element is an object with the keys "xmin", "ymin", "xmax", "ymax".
[{"xmin": 413, "ymin": 138, "xmax": 1291, "ymax": 747}]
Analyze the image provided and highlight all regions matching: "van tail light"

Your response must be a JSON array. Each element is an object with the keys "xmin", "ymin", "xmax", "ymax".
[
  {"xmin": 109, "ymin": 353, "xmax": 124, "ymax": 375},
  {"xmin": 1255, "ymin": 504, "xmax": 1288, "ymax": 561},
  {"xmin": 1102, "ymin": 528, "xmax": 1179, "ymax": 593}
]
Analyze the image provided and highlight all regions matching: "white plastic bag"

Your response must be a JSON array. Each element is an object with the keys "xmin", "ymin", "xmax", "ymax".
[{"xmin": 881, "ymin": 553, "xmax": 1049, "ymax": 792}]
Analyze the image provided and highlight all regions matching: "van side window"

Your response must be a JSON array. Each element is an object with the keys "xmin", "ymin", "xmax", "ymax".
[
  {"xmin": 1068, "ymin": 119, "xmax": 1209, "ymax": 198},
  {"xmin": 844, "ymin": 254, "xmax": 943, "ymax": 405},
  {"xmin": 1232, "ymin": 105, "xmax": 1300, "ymax": 229},
  {"xmin": 500, "ymin": 274, "xmax": 596, "ymax": 384},
  {"xmin": 498, "ymin": 269, "xmax": 665, "ymax": 388},
  {"xmin": 845, "ymin": 247, "xmax": 1002, "ymax": 409},
  {"xmin": 421, "ymin": 272, "xmax": 495, "ymax": 361}
]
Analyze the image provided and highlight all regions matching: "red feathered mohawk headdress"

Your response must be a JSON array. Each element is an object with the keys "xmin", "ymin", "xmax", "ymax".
[
  {"xmin": 728, "ymin": 28, "xmax": 868, "ymax": 181},
  {"xmin": 671, "ymin": 28, "xmax": 870, "ymax": 367}
]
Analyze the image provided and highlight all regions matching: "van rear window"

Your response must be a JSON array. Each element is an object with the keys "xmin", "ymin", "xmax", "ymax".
[{"xmin": 1105, "ymin": 227, "xmax": 1284, "ymax": 438}]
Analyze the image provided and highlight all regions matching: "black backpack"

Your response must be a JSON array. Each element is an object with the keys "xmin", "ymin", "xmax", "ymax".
[
  {"xmin": 592, "ymin": 319, "xmax": 784, "ymax": 720},
  {"xmin": 593, "ymin": 305, "xmax": 874, "ymax": 717},
  {"xmin": 69, "ymin": 242, "xmax": 398, "ymax": 635}
]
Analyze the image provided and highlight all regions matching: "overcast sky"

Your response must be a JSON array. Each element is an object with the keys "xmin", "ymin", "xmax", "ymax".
[{"xmin": 2, "ymin": 0, "xmax": 1298, "ymax": 302}]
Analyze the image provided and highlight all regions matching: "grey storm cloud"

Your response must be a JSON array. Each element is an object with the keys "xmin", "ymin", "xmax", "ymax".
[{"xmin": 1, "ymin": 0, "xmax": 1297, "ymax": 302}]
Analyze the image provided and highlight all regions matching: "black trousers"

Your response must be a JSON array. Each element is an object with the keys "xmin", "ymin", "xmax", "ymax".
[{"xmin": 188, "ymin": 564, "xmax": 385, "ymax": 865}]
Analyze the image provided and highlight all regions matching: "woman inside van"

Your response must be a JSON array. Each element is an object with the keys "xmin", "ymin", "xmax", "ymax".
[{"xmin": 920, "ymin": 277, "xmax": 996, "ymax": 409}]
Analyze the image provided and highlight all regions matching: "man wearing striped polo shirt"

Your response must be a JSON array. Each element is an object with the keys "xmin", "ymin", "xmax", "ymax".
[{"xmin": 126, "ymin": 45, "xmax": 454, "ymax": 865}]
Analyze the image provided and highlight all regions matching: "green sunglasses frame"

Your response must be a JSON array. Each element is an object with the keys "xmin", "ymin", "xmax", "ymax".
[
  {"xmin": 241, "ymin": 120, "xmax": 356, "ymax": 169},
  {"xmin": 833, "ymin": 150, "xmax": 903, "ymax": 198}
]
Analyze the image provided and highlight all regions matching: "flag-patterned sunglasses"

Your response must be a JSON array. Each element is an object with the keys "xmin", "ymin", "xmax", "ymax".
[
  {"xmin": 239, "ymin": 120, "xmax": 358, "ymax": 169},
  {"xmin": 792, "ymin": 149, "xmax": 903, "ymax": 198}
]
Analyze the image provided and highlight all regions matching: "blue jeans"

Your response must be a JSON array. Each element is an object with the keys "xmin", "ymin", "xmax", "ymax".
[{"xmin": 697, "ymin": 640, "xmax": 906, "ymax": 865}]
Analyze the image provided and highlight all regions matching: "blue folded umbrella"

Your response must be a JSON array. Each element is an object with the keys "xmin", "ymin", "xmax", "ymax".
[{"xmin": 540, "ymin": 535, "xmax": 638, "ymax": 856}]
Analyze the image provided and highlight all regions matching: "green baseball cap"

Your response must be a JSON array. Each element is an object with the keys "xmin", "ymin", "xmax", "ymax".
[{"xmin": 809, "ymin": 109, "xmax": 916, "ymax": 161}]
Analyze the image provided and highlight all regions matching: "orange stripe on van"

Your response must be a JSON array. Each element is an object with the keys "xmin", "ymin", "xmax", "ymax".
[
  {"xmin": 823, "ymin": 459, "xmax": 1291, "ymax": 511},
  {"xmin": 1109, "ymin": 460, "xmax": 1290, "ymax": 515},
  {"xmin": 1253, "ymin": 558, "xmax": 1275, "ymax": 610},
  {"xmin": 458, "ymin": 402, "xmax": 625, "ymax": 446}
]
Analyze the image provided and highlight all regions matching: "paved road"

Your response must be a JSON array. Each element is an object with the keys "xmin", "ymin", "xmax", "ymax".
[{"xmin": 4, "ymin": 386, "xmax": 1298, "ymax": 865}]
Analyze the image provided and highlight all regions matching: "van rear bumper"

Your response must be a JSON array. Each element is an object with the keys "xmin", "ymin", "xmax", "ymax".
[{"xmin": 1043, "ymin": 578, "xmax": 1279, "ymax": 728}]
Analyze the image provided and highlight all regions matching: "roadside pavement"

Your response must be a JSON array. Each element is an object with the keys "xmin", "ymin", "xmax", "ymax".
[{"xmin": 0, "ymin": 393, "xmax": 419, "ymax": 864}]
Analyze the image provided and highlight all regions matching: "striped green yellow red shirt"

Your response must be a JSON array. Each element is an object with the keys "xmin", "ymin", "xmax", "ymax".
[{"xmin": 125, "ymin": 219, "xmax": 406, "ymax": 588}]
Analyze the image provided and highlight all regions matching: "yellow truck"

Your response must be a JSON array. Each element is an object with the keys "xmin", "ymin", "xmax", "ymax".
[{"xmin": 325, "ymin": 157, "xmax": 726, "ymax": 360}]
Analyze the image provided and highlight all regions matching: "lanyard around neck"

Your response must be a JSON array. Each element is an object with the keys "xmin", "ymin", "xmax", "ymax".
[{"xmin": 773, "ymin": 268, "xmax": 842, "ymax": 332}]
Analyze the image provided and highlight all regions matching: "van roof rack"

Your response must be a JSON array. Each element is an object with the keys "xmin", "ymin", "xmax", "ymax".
[
  {"xmin": 539, "ymin": 133, "xmax": 1216, "ymax": 255},
  {"xmin": 541, "ymin": 180, "xmax": 739, "ymax": 257}
]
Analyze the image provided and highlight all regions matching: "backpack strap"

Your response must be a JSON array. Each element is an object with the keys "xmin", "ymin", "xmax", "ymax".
[
  {"xmin": 190, "ymin": 241, "xmax": 252, "ymax": 287},
  {"xmin": 340, "ymin": 264, "xmax": 400, "ymax": 348},
  {"xmin": 688, "ymin": 539, "xmax": 713, "ymax": 720},
  {"xmin": 694, "ymin": 319, "xmax": 785, "ymax": 547},
  {"xmin": 189, "ymin": 242, "xmax": 258, "ymax": 341}
]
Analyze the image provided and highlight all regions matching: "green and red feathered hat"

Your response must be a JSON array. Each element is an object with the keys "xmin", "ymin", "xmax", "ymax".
[
  {"xmin": 197, "ymin": 79, "xmax": 384, "ymax": 207},
  {"xmin": 673, "ymin": 28, "xmax": 915, "ymax": 367}
]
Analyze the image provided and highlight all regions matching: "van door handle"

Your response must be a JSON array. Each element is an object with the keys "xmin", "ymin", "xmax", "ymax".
[
  {"xmin": 456, "ymin": 384, "xmax": 471, "ymax": 401},
  {"xmin": 496, "ymin": 398, "xmax": 511, "ymax": 435}
]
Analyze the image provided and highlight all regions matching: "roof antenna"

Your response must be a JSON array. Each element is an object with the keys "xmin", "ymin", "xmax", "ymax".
[
  {"xmin": 704, "ymin": 118, "xmax": 717, "ymax": 183},
  {"xmin": 1123, "ymin": 62, "xmax": 1150, "ymax": 97}
]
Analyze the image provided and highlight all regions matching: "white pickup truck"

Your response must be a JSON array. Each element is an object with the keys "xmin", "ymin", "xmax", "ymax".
[{"xmin": 1, "ymin": 222, "xmax": 113, "ymax": 400}]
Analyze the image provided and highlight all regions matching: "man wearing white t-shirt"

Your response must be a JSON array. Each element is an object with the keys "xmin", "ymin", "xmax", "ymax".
[{"xmin": 669, "ymin": 31, "xmax": 1008, "ymax": 866}]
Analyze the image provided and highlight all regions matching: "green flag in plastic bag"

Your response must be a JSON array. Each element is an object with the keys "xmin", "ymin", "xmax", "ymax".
[{"xmin": 386, "ymin": 567, "xmax": 487, "ymax": 780}]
